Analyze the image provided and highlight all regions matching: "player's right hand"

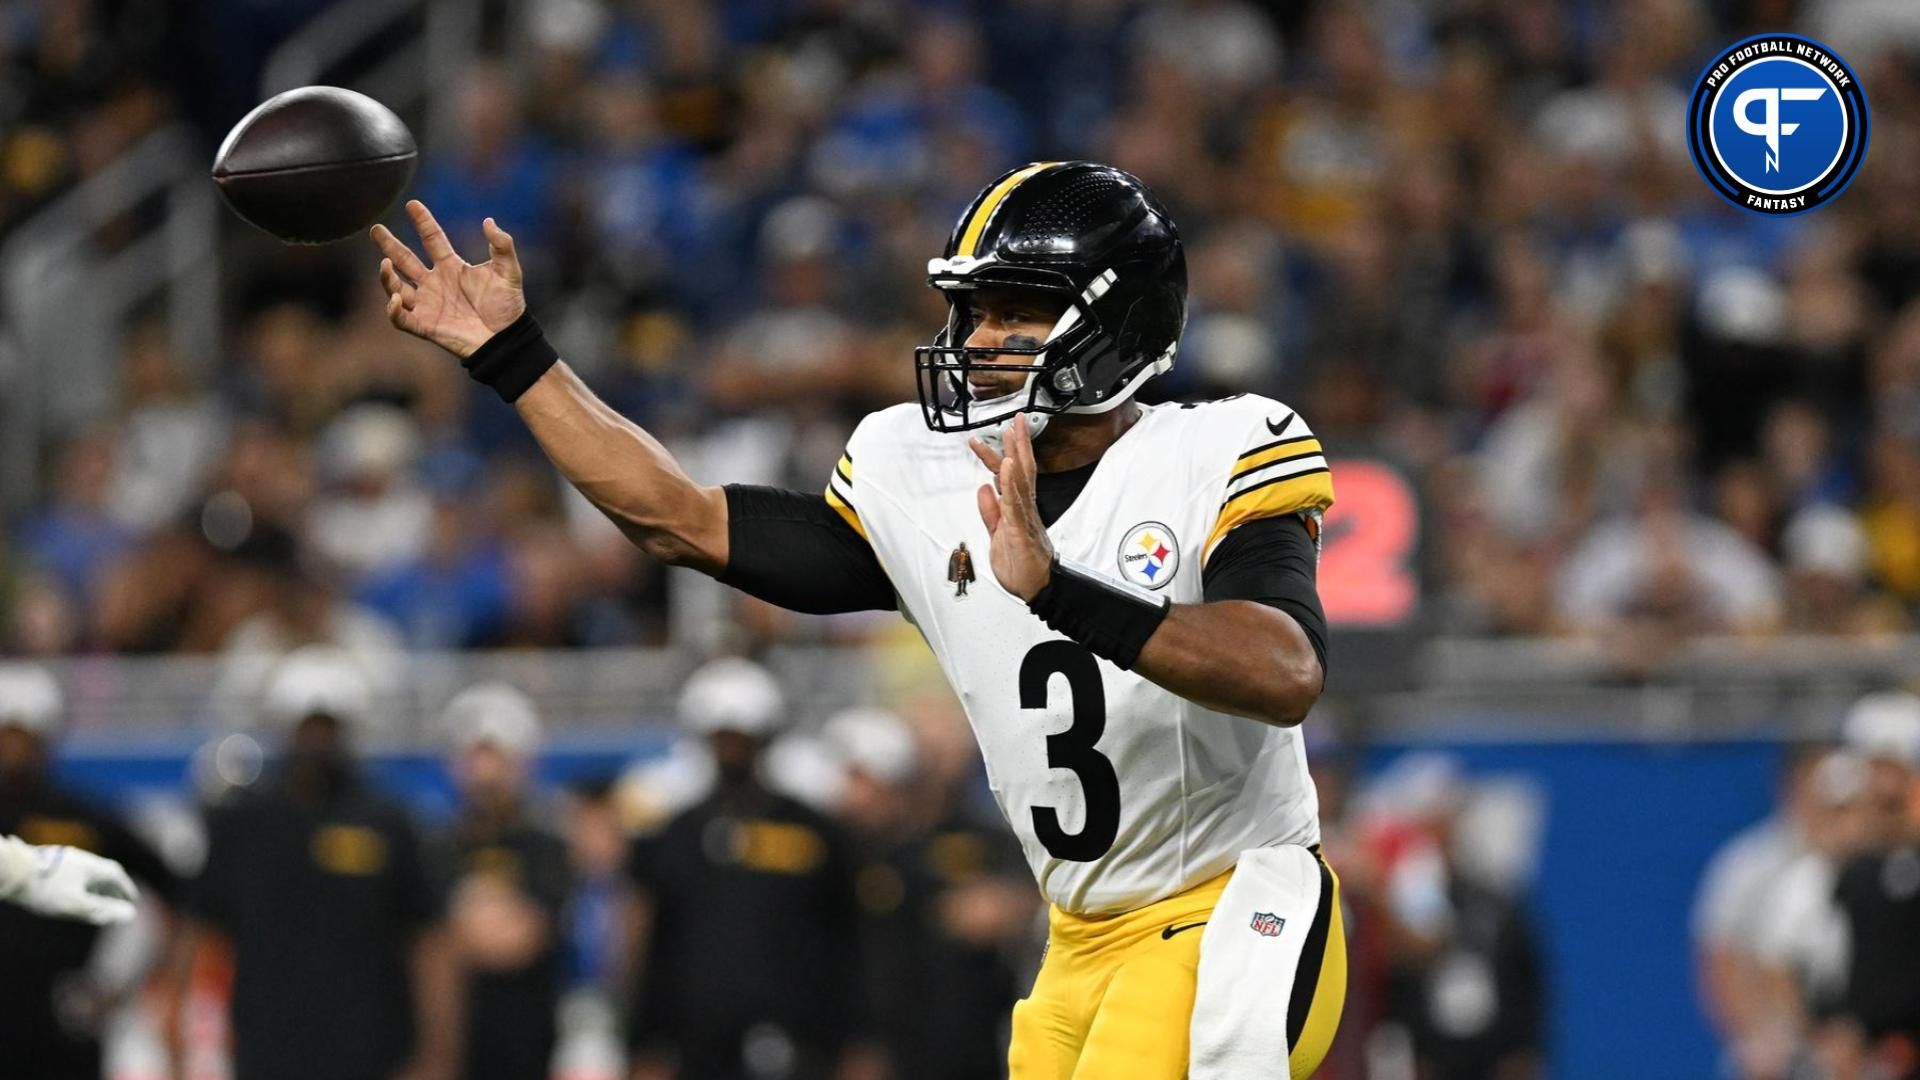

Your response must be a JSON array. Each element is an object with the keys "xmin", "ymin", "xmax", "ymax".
[{"xmin": 372, "ymin": 200, "xmax": 526, "ymax": 359}]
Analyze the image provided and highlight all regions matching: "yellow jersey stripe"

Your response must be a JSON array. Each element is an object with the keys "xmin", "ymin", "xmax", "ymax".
[
  {"xmin": 1204, "ymin": 469, "xmax": 1334, "ymax": 560},
  {"xmin": 835, "ymin": 455, "xmax": 852, "ymax": 485},
  {"xmin": 823, "ymin": 484, "xmax": 868, "ymax": 541},
  {"xmin": 1230, "ymin": 440, "xmax": 1323, "ymax": 482},
  {"xmin": 956, "ymin": 162, "xmax": 1059, "ymax": 257}
]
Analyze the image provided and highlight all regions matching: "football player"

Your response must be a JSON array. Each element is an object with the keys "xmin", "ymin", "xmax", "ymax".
[{"xmin": 374, "ymin": 161, "xmax": 1344, "ymax": 1079}]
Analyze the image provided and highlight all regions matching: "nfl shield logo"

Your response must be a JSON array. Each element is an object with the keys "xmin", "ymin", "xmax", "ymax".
[{"xmin": 1249, "ymin": 912, "xmax": 1285, "ymax": 938}]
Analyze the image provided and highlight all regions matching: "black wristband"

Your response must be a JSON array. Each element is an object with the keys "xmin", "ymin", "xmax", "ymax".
[
  {"xmin": 462, "ymin": 310, "xmax": 559, "ymax": 402},
  {"xmin": 1027, "ymin": 558, "xmax": 1171, "ymax": 670}
]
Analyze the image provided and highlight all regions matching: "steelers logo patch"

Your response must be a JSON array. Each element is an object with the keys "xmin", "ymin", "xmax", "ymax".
[{"xmin": 1118, "ymin": 521, "xmax": 1179, "ymax": 590}]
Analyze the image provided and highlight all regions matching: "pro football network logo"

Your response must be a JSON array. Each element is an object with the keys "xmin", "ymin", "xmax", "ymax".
[
  {"xmin": 1687, "ymin": 34, "xmax": 1868, "ymax": 215},
  {"xmin": 1118, "ymin": 522, "xmax": 1178, "ymax": 590}
]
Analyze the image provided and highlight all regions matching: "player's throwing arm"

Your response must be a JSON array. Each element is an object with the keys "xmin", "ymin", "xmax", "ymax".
[{"xmin": 372, "ymin": 202, "xmax": 729, "ymax": 572}]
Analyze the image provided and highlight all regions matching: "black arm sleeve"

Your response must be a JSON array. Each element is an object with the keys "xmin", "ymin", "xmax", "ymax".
[
  {"xmin": 718, "ymin": 485, "xmax": 896, "ymax": 614},
  {"xmin": 1202, "ymin": 514, "xmax": 1329, "ymax": 677}
]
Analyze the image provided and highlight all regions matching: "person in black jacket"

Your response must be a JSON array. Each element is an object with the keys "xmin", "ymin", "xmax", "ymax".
[
  {"xmin": 626, "ymin": 657, "xmax": 863, "ymax": 1080},
  {"xmin": 1826, "ymin": 692, "xmax": 1920, "ymax": 1079},
  {"xmin": 174, "ymin": 646, "xmax": 459, "ymax": 1080},
  {"xmin": 435, "ymin": 681, "xmax": 572, "ymax": 1080},
  {"xmin": 825, "ymin": 706, "xmax": 1031, "ymax": 1080},
  {"xmin": 0, "ymin": 663, "xmax": 179, "ymax": 1080}
]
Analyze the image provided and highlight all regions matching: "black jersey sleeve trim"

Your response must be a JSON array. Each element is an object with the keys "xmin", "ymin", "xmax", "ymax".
[
  {"xmin": 719, "ymin": 485, "xmax": 896, "ymax": 614},
  {"xmin": 1201, "ymin": 513, "xmax": 1328, "ymax": 677}
]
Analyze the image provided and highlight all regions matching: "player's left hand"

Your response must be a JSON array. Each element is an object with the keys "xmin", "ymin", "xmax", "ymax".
[{"xmin": 970, "ymin": 413, "xmax": 1054, "ymax": 601}]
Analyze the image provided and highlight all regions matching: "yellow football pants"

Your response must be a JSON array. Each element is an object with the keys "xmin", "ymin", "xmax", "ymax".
[{"xmin": 1008, "ymin": 853, "xmax": 1346, "ymax": 1080}]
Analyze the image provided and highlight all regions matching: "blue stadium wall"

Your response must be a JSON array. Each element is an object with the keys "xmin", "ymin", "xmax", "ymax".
[{"xmin": 56, "ymin": 735, "xmax": 1782, "ymax": 1080}]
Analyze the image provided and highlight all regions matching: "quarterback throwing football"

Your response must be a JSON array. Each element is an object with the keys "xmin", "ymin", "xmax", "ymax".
[{"xmin": 374, "ymin": 161, "xmax": 1345, "ymax": 1079}]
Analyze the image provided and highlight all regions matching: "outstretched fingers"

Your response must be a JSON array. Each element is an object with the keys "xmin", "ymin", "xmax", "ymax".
[
  {"xmin": 406, "ymin": 199, "xmax": 458, "ymax": 263},
  {"xmin": 483, "ymin": 217, "xmax": 523, "ymax": 287},
  {"xmin": 385, "ymin": 288, "xmax": 414, "ymax": 330},
  {"xmin": 370, "ymin": 223, "xmax": 429, "ymax": 280},
  {"xmin": 379, "ymin": 260, "xmax": 418, "ymax": 310}
]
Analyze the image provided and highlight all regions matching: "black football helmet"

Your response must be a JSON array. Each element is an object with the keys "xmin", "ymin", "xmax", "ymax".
[{"xmin": 915, "ymin": 161, "xmax": 1187, "ymax": 435}]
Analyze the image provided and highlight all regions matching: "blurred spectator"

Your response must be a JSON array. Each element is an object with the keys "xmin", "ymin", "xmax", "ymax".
[
  {"xmin": 0, "ymin": 663, "xmax": 180, "ymax": 1080},
  {"xmin": 561, "ymin": 776, "xmax": 632, "ymax": 995},
  {"xmin": 705, "ymin": 198, "xmax": 858, "ymax": 410},
  {"xmin": 106, "ymin": 320, "xmax": 230, "ymax": 535},
  {"xmin": 1556, "ymin": 478, "xmax": 1784, "ymax": 641},
  {"xmin": 413, "ymin": 63, "xmax": 558, "ymax": 258},
  {"xmin": 1827, "ymin": 692, "xmax": 1920, "ymax": 1079},
  {"xmin": 1694, "ymin": 743, "xmax": 1826, "ymax": 1075},
  {"xmin": 1367, "ymin": 754, "xmax": 1547, "ymax": 1080},
  {"xmin": 1781, "ymin": 505, "xmax": 1908, "ymax": 636},
  {"xmin": 1844, "ymin": 691, "xmax": 1920, "ymax": 845},
  {"xmin": 359, "ymin": 494, "xmax": 513, "ymax": 649},
  {"xmin": 824, "ymin": 706, "xmax": 1030, "ymax": 1080},
  {"xmin": 1863, "ymin": 427, "xmax": 1920, "ymax": 606},
  {"xmin": 209, "ymin": 526, "xmax": 405, "ymax": 723},
  {"xmin": 625, "ymin": 657, "xmax": 862, "ymax": 1080},
  {"xmin": 175, "ymin": 646, "xmax": 458, "ymax": 1080},
  {"xmin": 306, "ymin": 405, "xmax": 435, "ymax": 585},
  {"xmin": 16, "ymin": 429, "xmax": 135, "ymax": 616},
  {"xmin": 573, "ymin": 72, "xmax": 706, "ymax": 301},
  {"xmin": 435, "ymin": 682, "xmax": 572, "ymax": 1080},
  {"xmin": 1750, "ymin": 748, "xmax": 1876, "ymax": 1077}
]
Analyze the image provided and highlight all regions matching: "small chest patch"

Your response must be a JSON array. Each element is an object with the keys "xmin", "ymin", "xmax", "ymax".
[{"xmin": 1118, "ymin": 521, "xmax": 1179, "ymax": 590}]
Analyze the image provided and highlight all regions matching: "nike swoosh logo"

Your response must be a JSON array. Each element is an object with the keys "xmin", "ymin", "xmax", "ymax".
[
  {"xmin": 1161, "ymin": 921, "xmax": 1208, "ymax": 939},
  {"xmin": 1266, "ymin": 412, "xmax": 1295, "ymax": 436}
]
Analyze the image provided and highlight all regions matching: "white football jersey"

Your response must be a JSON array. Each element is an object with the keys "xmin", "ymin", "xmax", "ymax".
[{"xmin": 824, "ymin": 394, "xmax": 1336, "ymax": 915}]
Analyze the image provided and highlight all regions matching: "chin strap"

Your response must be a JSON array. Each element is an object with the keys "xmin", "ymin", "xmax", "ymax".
[{"xmin": 964, "ymin": 339, "xmax": 1174, "ymax": 450}]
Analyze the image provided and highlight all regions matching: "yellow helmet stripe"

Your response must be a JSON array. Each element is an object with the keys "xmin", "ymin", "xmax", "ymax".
[{"xmin": 955, "ymin": 162, "xmax": 1060, "ymax": 258}]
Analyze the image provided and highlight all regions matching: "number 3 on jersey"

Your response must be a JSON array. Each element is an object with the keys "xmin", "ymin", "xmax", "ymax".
[{"xmin": 1020, "ymin": 642, "xmax": 1120, "ymax": 861}]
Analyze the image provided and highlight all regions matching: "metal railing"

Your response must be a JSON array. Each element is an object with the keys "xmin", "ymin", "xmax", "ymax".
[
  {"xmin": 1366, "ymin": 633, "xmax": 1920, "ymax": 741},
  {"xmin": 34, "ymin": 633, "xmax": 1920, "ymax": 749},
  {"xmin": 261, "ymin": 0, "xmax": 480, "ymax": 144},
  {"xmin": 46, "ymin": 645, "xmax": 883, "ymax": 748},
  {"xmin": 0, "ymin": 124, "xmax": 221, "ymax": 512}
]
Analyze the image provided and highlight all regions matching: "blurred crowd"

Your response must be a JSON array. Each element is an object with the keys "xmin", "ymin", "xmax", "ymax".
[
  {"xmin": 1693, "ymin": 691, "xmax": 1920, "ymax": 1080},
  {"xmin": 8, "ymin": 0, "xmax": 1920, "ymax": 663},
  {"xmin": 3, "ymin": 651, "xmax": 1548, "ymax": 1080}
]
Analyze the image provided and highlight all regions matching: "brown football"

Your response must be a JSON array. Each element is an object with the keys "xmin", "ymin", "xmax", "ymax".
[{"xmin": 212, "ymin": 86, "xmax": 417, "ymax": 245}]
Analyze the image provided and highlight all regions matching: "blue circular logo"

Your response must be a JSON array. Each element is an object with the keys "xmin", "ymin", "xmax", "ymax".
[{"xmin": 1688, "ymin": 34, "xmax": 1869, "ymax": 215}]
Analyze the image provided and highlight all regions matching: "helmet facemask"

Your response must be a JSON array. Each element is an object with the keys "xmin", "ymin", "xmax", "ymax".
[
  {"xmin": 914, "ymin": 261, "xmax": 1139, "ymax": 438},
  {"xmin": 914, "ymin": 301, "xmax": 1077, "ymax": 438}
]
